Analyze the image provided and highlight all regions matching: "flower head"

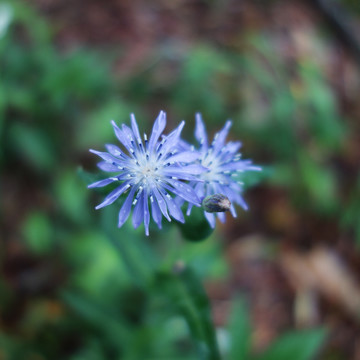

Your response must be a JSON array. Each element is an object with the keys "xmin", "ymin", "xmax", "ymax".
[
  {"xmin": 88, "ymin": 111, "xmax": 203, "ymax": 235},
  {"xmin": 187, "ymin": 113, "xmax": 261, "ymax": 228}
]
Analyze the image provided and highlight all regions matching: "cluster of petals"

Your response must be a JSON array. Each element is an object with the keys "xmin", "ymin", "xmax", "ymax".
[
  {"xmin": 186, "ymin": 113, "xmax": 261, "ymax": 228},
  {"xmin": 88, "ymin": 111, "xmax": 260, "ymax": 235}
]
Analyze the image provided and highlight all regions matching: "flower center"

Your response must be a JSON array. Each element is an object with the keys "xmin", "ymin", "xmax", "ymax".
[
  {"xmin": 141, "ymin": 165, "xmax": 157, "ymax": 178},
  {"xmin": 200, "ymin": 151, "xmax": 222, "ymax": 182}
]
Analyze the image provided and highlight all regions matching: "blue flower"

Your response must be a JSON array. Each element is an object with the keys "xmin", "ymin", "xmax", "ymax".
[
  {"xmin": 187, "ymin": 114, "xmax": 261, "ymax": 228},
  {"xmin": 88, "ymin": 111, "xmax": 203, "ymax": 235}
]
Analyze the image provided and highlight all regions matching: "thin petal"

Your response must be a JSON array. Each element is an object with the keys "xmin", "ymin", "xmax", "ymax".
[
  {"xmin": 204, "ymin": 211, "xmax": 216, "ymax": 228},
  {"xmin": 121, "ymin": 124, "xmax": 138, "ymax": 155},
  {"xmin": 230, "ymin": 203, "xmax": 237, "ymax": 217},
  {"xmin": 220, "ymin": 161, "xmax": 254, "ymax": 172},
  {"xmin": 118, "ymin": 186, "xmax": 136, "ymax": 228},
  {"xmin": 97, "ymin": 161, "xmax": 121, "ymax": 172},
  {"xmin": 163, "ymin": 164, "xmax": 206, "ymax": 181},
  {"xmin": 221, "ymin": 141, "xmax": 241, "ymax": 157},
  {"xmin": 236, "ymin": 196, "xmax": 248, "ymax": 211},
  {"xmin": 95, "ymin": 181, "xmax": 131, "ymax": 210},
  {"xmin": 195, "ymin": 113, "xmax": 208, "ymax": 148},
  {"xmin": 89, "ymin": 149, "xmax": 122, "ymax": 165},
  {"xmin": 153, "ymin": 186, "xmax": 171, "ymax": 222},
  {"xmin": 166, "ymin": 151, "xmax": 199, "ymax": 163},
  {"xmin": 177, "ymin": 164, "xmax": 206, "ymax": 175},
  {"xmin": 212, "ymin": 120, "xmax": 232, "ymax": 153},
  {"xmin": 150, "ymin": 192, "xmax": 162, "ymax": 229},
  {"xmin": 216, "ymin": 212, "xmax": 226, "ymax": 223},
  {"xmin": 110, "ymin": 120, "xmax": 133, "ymax": 153},
  {"xmin": 187, "ymin": 182, "xmax": 205, "ymax": 215},
  {"xmin": 105, "ymin": 144, "xmax": 124, "ymax": 157},
  {"xmin": 130, "ymin": 113, "xmax": 143, "ymax": 148},
  {"xmin": 143, "ymin": 188, "xmax": 150, "ymax": 236},
  {"xmin": 88, "ymin": 177, "xmax": 118, "ymax": 188},
  {"xmin": 177, "ymin": 139, "xmax": 192, "ymax": 152},
  {"xmin": 186, "ymin": 203, "xmax": 193, "ymax": 216},
  {"xmin": 163, "ymin": 191, "xmax": 184, "ymax": 223},
  {"xmin": 163, "ymin": 171, "xmax": 201, "ymax": 181},
  {"xmin": 164, "ymin": 180, "xmax": 201, "ymax": 206},
  {"xmin": 148, "ymin": 111, "xmax": 166, "ymax": 153},
  {"xmin": 132, "ymin": 190, "xmax": 144, "ymax": 229},
  {"xmin": 159, "ymin": 120, "xmax": 185, "ymax": 156}
]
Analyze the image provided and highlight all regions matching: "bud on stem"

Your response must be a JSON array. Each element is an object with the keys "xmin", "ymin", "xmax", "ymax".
[{"xmin": 202, "ymin": 194, "xmax": 231, "ymax": 213}]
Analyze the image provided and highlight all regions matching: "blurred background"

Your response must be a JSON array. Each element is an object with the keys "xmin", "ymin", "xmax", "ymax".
[{"xmin": 1, "ymin": 0, "xmax": 360, "ymax": 359}]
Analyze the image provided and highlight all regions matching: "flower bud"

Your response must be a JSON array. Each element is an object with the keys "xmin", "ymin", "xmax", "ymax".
[{"xmin": 202, "ymin": 194, "xmax": 231, "ymax": 213}]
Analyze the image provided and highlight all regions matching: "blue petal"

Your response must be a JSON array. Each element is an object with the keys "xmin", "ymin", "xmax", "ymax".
[
  {"xmin": 166, "ymin": 151, "xmax": 199, "ymax": 163},
  {"xmin": 118, "ymin": 186, "xmax": 136, "ymax": 228},
  {"xmin": 221, "ymin": 141, "xmax": 241, "ymax": 156},
  {"xmin": 176, "ymin": 164, "xmax": 207, "ymax": 175},
  {"xmin": 152, "ymin": 186, "xmax": 171, "ymax": 222},
  {"xmin": 187, "ymin": 182, "xmax": 205, "ymax": 215},
  {"xmin": 163, "ymin": 164, "xmax": 206, "ymax": 181},
  {"xmin": 220, "ymin": 161, "xmax": 253, "ymax": 172},
  {"xmin": 195, "ymin": 113, "xmax": 208, "ymax": 148},
  {"xmin": 248, "ymin": 165, "xmax": 262, "ymax": 171},
  {"xmin": 95, "ymin": 181, "xmax": 131, "ymax": 210},
  {"xmin": 121, "ymin": 124, "xmax": 138, "ymax": 154},
  {"xmin": 177, "ymin": 139, "xmax": 192, "ymax": 152},
  {"xmin": 97, "ymin": 161, "xmax": 121, "ymax": 172},
  {"xmin": 150, "ymin": 191, "xmax": 162, "ymax": 229},
  {"xmin": 163, "ymin": 191, "xmax": 184, "ymax": 223},
  {"xmin": 148, "ymin": 111, "xmax": 166, "ymax": 153},
  {"xmin": 143, "ymin": 188, "xmax": 150, "ymax": 236},
  {"xmin": 216, "ymin": 212, "xmax": 226, "ymax": 223},
  {"xmin": 164, "ymin": 171, "xmax": 202, "ymax": 181},
  {"xmin": 204, "ymin": 211, "xmax": 216, "ymax": 228},
  {"xmin": 110, "ymin": 121, "xmax": 134, "ymax": 153},
  {"xmin": 211, "ymin": 120, "xmax": 232, "ymax": 153},
  {"xmin": 105, "ymin": 144, "xmax": 124, "ymax": 157},
  {"xmin": 230, "ymin": 204, "xmax": 237, "ymax": 217},
  {"xmin": 89, "ymin": 149, "xmax": 123, "ymax": 165},
  {"xmin": 132, "ymin": 190, "xmax": 145, "ymax": 229},
  {"xmin": 228, "ymin": 181, "xmax": 242, "ymax": 194},
  {"xmin": 130, "ymin": 114, "xmax": 143, "ymax": 148},
  {"xmin": 88, "ymin": 177, "xmax": 118, "ymax": 188},
  {"xmin": 164, "ymin": 180, "xmax": 201, "ymax": 206},
  {"xmin": 159, "ymin": 121, "xmax": 185, "ymax": 156},
  {"xmin": 236, "ymin": 197, "xmax": 248, "ymax": 211}
]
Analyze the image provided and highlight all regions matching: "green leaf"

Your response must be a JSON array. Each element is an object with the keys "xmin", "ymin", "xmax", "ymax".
[
  {"xmin": 154, "ymin": 265, "xmax": 221, "ymax": 360},
  {"xmin": 64, "ymin": 230, "xmax": 130, "ymax": 295},
  {"xmin": 227, "ymin": 297, "xmax": 252, "ymax": 360},
  {"xmin": 169, "ymin": 232, "xmax": 228, "ymax": 280},
  {"xmin": 75, "ymin": 99, "xmax": 131, "ymax": 149},
  {"xmin": 21, "ymin": 211, "xmax": 53, "ymax": 255},
  {"xmin": 254, "ymin": 328, "xmax": 328, "ymax": 360},
  {"xmin": 341, "ymin": 173, "xmax": 360, "ymax": 247},
  {"xmin": 55, "ymin": 170, "xmax": 89, "ymax": 223},
  {"xmin": 297, "ymin": 151, "xmax": 338, "ymax": 215},
  {"xmin": 62, "ymin": 291, "xmax": 129, "ymax": 346},
  {"xmin": 8, "ymin": 123, "xmax": 55, "ymax": 172}
]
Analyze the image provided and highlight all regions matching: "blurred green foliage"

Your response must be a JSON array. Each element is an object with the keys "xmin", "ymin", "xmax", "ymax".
[{"xmin": 2, "ymin": 0, "xmax": 359, "ymax": 358}]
